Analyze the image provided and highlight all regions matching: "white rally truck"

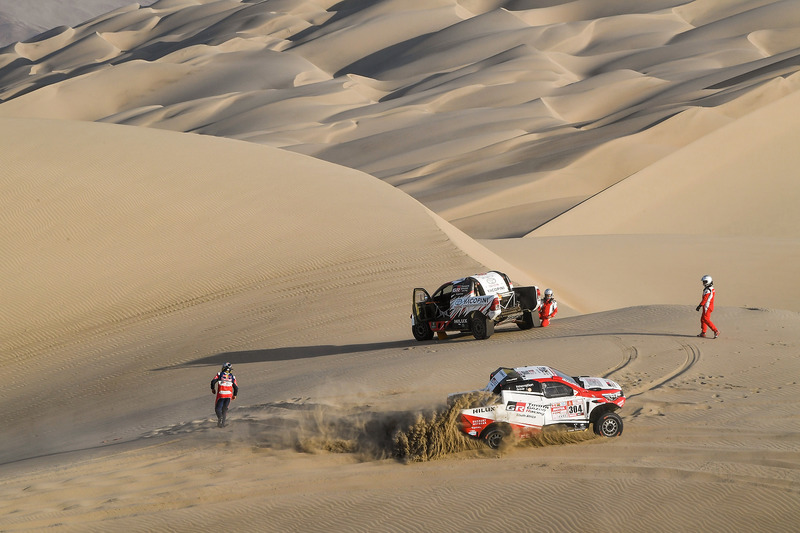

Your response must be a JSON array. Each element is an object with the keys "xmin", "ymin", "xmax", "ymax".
[
  {"xmin": 450, "ymin": 366, "xmax": 626, "ymax": 448},
  {"xmin": 411, "ymin": 271, "xmax": 540, "ymax": 340}
]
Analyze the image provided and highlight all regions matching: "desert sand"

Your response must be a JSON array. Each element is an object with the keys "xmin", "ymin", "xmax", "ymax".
[
  {"xmin": 1, "ymin": 1, "xmax": 799, "ymax": 532},
  {"xmin": 0, "ymin": 1, "xmax": 154, "ymax": 47}
]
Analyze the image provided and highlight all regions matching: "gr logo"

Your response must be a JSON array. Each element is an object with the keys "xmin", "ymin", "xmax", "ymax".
[{"xmin": 506, "ymin": 401, "xmax": 526, "ymax": 412}]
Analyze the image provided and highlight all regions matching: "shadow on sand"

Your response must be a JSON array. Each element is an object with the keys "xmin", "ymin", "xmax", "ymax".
[{"xmin": 155, "ymin": 338, "xmax": 433, "ymax": 370}]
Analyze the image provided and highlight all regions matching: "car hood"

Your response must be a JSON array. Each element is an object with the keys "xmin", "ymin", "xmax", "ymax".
[{"xmin": 575, "ymin": 376, "xmax": 623, "ymax": 391}]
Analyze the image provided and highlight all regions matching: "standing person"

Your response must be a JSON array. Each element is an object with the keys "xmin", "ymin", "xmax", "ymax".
[
  {"xmin": 211, "ymin": 362, "xmax": 238, "ymax": 427},
  {"xmin": 539, "ymin": 288, "xmax": 558, "ymax": 327},
  {"xmin": 696, "ymin": 275, "xmax": 719, "ymax": 339}
]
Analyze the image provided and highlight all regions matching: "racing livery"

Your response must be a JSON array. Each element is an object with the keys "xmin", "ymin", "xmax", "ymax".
[
  {"xmin": 449, "ymin": 365, "xmax": 626, "ymax": 448},
  {"xmin": 411, "ymin": 271, "xmax": 540, "ymax": 340}
]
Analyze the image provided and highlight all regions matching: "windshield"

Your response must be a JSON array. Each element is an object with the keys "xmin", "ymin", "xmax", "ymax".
[{"xmin": 552, "ymin": 368, "xmax": 579, "ymax": 387}]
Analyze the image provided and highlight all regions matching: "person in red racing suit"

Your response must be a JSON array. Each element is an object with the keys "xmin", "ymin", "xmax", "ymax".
[
  {"xmin": 696, "ymin": 275, "xmax": 719, "ymax": 339},
  {"xmin": 539, "ymin": 288, "xmax": 558, "ymax": 327},
  {"xmin": 211, "ymin": 362, "xmax": 238, "ymax": 427}
]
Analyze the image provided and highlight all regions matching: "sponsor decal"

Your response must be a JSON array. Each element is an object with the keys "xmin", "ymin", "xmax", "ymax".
[
  {"xmin": 462, "ymin": 415, "xmax": 489, "ymax": 430},
  {"xmin": 471, "ymin": 406, "xmax": 496, "ymax": 414},
  {"xmin": 550, "ymin": 400, "xmax": 585, "ymax": 420},
  {"xmin": 581, "ymin": 376, "xmax": 622, "ymax": 390},
  {"xmin": 471, "ymin": 272, "xmax": 508, "ymax": 293},
  {"xmin": 486, "ymin": 370, "xmax": 507, "ymax": 391},
  {"xmin": 449, "ymin": 296, "xmax": 493, "ymax": 319},
  {"xmin": 517, "ymin": 366, "xmax": 554, "ymax": 380},
  {"xmin": 452, "ymin": 296, "xmax": 493, "ymax": 307},
  {"xmin": 452, "ymin": 285, "xmax": 471, "ymax": 296},
  {"xmin": 506, "ymin": 401, "xmax": 547, "ymax": 415},
  {"xmin": 581, "ymin": 377, "xmax": 605, "ymax": 389}
]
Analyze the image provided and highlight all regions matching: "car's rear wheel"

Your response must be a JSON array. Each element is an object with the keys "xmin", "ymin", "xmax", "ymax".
[
  {"xmin": 516, "ymin": 310, "xmax": 534, "ymax": 330},
  {"xmin": 482, "ymin": 425, "xmax": 508, "ymax": 449},
  {"xmin": 594, "ymin": 411, "xmax": 623, "ymax": 437},
  {"xmin": 412, "ymin": 320, "xmax": 434, "ymax": 341},
  {"xmin": 470, "ymin": 312, "xmax": 494, "ymax": 340}
]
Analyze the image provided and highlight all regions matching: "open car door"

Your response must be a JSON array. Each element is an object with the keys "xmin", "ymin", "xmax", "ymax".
[
  {"xmin": 413, "ymin": 288, "xmax": 434, "ymax": 321},
  {"xmin": 412, "ymin": 288, "xmax": 437, "ymax": 341}
]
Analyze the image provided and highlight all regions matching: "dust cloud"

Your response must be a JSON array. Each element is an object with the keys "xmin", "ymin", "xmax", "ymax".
[
  {"xmin": 235, "ymin": 393, "xmax": 596, "ymax": 462},
  {"xmin": 149, "ymin": 393, "xmax": 596, "ymax": 463}
]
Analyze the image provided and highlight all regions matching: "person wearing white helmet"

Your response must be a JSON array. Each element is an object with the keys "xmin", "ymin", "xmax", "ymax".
[
  {"xmin": 696, "ymin": 275, "xmax": 719, "ymax": 339},
  {"xmin": 539, "ymin": 288, "xmax": 558, "ymax": 327}
]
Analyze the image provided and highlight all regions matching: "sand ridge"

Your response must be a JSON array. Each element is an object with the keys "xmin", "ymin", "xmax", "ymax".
[
  {"xmin": 1, "ymin": 1, "xmax": 799, "ymax": 531},
  {"xmin": 0, "ymin": 0, "xmax": 798, "ymax": 237}
]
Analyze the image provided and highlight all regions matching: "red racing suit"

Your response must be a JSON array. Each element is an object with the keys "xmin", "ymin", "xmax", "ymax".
[
  {"xmin": 211, "ymin": 371, "xmax": 238, "ymax": 400},
  {"xmin": 698, "ymin": 286, "xmax": 717, "ymax": 335},
  {"xmin": 539, "ymin": 298, "xmax": 558, "ymax": 327}
]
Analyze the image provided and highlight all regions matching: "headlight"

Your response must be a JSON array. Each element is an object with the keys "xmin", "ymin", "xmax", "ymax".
[{"xmin": 602, "ymin": 392, "xmax": 621, "ymax": 401}]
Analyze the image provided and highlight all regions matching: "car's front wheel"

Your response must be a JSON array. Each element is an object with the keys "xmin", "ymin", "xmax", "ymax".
[
  {"xmin": 412, "ymin": 320, "xmax": 434, "ymax": 341},
  {"xmin": 594, "ymin": 411, "xmax": 623, "ymax": 437},
  {"xmin": 470, "ymin": 312, "xmax": 494, "ymax": 340}
]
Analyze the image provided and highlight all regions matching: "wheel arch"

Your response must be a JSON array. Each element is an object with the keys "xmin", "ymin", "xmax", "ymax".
[
  {"xmin": 589, "ymin": 403, "xmax": 621, "ymax": 424},
  {"xmin": 480, "ymin": 421, "xmax": 512, "ymax": 440}
]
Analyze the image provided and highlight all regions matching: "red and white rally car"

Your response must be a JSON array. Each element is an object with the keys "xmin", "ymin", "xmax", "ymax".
[
  {"xmin": 450, "ymin": 365, "xmax": 626, "ymax": 448},
  {"xmin": 411, "ymin": 271, "xmax": 540, "ymax": 340}
]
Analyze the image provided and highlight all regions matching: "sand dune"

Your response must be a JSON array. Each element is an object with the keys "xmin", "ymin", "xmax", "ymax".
[
  {"xmin": 0, "ymin": 0, "xmax": 798, "ymax": 238},
  {"xmin": 0, "ymin": 1, "xmax": 154, "ymax": 47},
  {"xmin": 1, "ymin": 1, "xmax": 799, "ymax": 532}
]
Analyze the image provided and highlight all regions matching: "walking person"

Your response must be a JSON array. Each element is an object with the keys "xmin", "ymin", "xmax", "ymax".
[
  {"xmin": 696, "ymin": 275, "xmax": 719, "ymax": 339},
  {"xmin": 211, "ymin": 362, "xmax": 238, "ymax": 427},
  {"xmin": 539, "ymin": 288, "xmax": 558, "ymax": 327}
]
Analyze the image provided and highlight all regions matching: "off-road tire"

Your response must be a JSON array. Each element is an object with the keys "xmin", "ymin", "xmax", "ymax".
[
  {"xmin": 470, "ymin": 312, "xmax": 494, "ymax": 340},
  {"xmin": 482, "ymin": 425, "xmax": 508, "ymax": 449},
  {"xmin": 412, "ymin": 321, "xmax": 434, "ymax": 341},
  {"xmin": 517, "ymin": 310, "xmax": 535, "ymax": 330},
  {"xmin": 594, "ymin": 411, "xmax": 623, "ymax": 437}
]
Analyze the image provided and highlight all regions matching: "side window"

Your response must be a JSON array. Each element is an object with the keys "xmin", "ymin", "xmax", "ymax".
[
  {"xmin": 433, "ymin": 284, "xmax": 453, "ymax": 308},
  {"xmin": 542, "ymin": 382, "xmax": 574, "ymax": 398},
  {"xmin": 452, "ymin": 280, "xmax": 472, "ymax": 297}
]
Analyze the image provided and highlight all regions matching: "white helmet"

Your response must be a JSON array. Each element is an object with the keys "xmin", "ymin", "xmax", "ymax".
[
  {"xmin": 544, "ymin": 288, "xmax": 553, "ymax": 298},
  {"xmin": 701, "ymin": 275, "xmax": 712, "ymax": 287}
]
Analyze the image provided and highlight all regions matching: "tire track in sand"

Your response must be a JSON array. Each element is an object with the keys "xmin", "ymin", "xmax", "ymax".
[
  {"xmin": 623, "ymin": 341, "xmax": 700, "ymax": 398},
  {"xmin": 603, "ymin": 336, "xmax": 638, "ymax": 377}
]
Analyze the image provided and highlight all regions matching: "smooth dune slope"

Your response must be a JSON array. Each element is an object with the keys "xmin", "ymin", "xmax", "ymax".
[
  {"xmin": 0, "ymin": 116, "xmax": 493, "ymax": 465},
  {"xmin": 483, "ymin": 87, "xmax": 800, "ymax": 313}
]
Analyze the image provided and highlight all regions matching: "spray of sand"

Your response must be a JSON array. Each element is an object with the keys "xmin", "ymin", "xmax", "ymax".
[{"xmin": 151, "ymin": 393, "xmax": 597, "ymax": 462}]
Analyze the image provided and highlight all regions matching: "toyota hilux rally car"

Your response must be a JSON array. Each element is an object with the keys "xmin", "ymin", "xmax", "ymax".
[
  {"xmin": 411, "ymin": 271, "xmax": 540, "ymax": 340},
  {"xmin": 449, "ymin": 365, "xmax": 626, "ymax": 448}
]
